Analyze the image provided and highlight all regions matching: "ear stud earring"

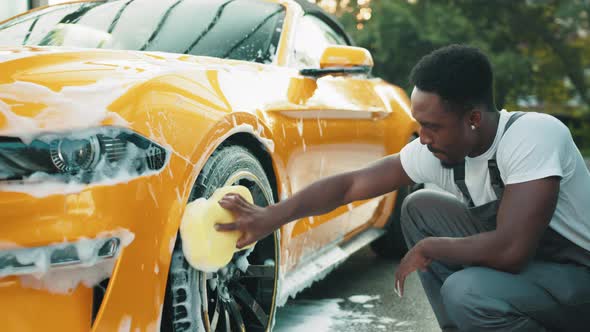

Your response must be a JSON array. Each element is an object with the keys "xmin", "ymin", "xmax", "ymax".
[{"xmin": 471, "ymin": 125, "xmax": 476, "ymax": 130}]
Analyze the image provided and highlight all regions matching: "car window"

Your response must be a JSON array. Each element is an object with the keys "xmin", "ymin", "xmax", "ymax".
[
  {"xmin": 293, "ymin": 15, "xmax": 348, "ymax": 68},
  {"xmin": 144, "ymin": 0, "xmax": 285, "ymax": 64},
  {"xmin": 0, "ymin": 0, "xmax": 285, "ymax": 64},
  {"xmin": 0, "ymin": 5, "xmax": 82, "ymax": 46},
  {"xmin": 74, "ymin": 1, "xmax": 129, "ymax": 34},
  {"xmin": 31, "ymin": 3, "xmax": 105, "ymax": 45},
  {"xmin": 0, "ymin": 18, "xmax": 31, "ymax": 45},
  {"xmin": 106, "ymin": 0, "xmax": 181, "ymax": 51}
]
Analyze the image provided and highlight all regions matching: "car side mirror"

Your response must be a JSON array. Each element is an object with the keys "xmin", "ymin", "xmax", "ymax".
[{"xmin": 300, "ymin": 45, "xmax": 374, "ymax": 78}]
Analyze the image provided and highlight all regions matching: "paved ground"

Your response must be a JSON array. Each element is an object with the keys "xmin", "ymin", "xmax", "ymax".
[{"xmin": 275, "ymin": 246, "xmax": 439, "ymax": 332}]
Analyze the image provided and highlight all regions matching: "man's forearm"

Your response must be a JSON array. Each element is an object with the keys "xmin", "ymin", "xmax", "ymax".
[
  {"xmin": 268, "ymin": 173, "xmax": 354, "ymax": 228},
  {"xmin": 419, "ymin": 231, "xmax": 527, "ymax": 273}
]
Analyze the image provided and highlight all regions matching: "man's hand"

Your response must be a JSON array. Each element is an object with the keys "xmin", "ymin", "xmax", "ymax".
[
  {"xmin": 394, "ymin": 240, "xmax": 432, "ymax": 297},
  {"xmin": 215, "ymin": 193, "xmax": 281, "ymax": 249}
]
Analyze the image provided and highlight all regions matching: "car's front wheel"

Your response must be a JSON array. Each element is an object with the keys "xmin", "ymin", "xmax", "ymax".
[{"xmin": 162, "ymin": 145, "xmax": 279, "ymax": 332}]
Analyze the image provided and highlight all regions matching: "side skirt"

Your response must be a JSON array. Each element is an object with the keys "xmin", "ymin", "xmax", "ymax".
[{"xmin": 276, "ymin": 228, "xmax": 385, "ymax": 306}]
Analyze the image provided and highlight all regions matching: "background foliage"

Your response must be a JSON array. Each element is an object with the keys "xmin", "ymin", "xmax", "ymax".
[{"xmin": 313, "ymin": 0, "xmax": 590, "ymax": 150}]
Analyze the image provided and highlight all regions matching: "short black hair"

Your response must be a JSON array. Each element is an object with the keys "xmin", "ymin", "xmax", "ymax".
[{"xmin": 409, "ymin": 44, "xmax": 496, "ymax": 113}]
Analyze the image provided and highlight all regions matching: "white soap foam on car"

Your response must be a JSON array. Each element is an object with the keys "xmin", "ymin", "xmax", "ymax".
[
  {"xmin": 20, "ymin": 259, "xmax": 115, "ymax": 294},
  {"xmin": 0, "ymin": 79, "xmax": 131, "ymax": 143},
  {"xmin": 15, "ymin": 229, "xmax": 135, "ymax": 294},
  {"xmin": 276, "ymin": 265, "xmax": 339, "ymax": 307},
  {"xmin": 118, "ymin": 315, "xmax": 132, "ymax": 332},
  {"xmin": 235, "ymin": 246, "xmax": 255, "ymax": 273},
  {"xmin": 223, "ymin": 122, "xmax": 275, "ymax": 153},
  {"xmin": 0, "ymin": 141, "xmax": 170, "ymax": 198}
]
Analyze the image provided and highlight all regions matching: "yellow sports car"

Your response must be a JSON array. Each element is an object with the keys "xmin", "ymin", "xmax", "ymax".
[{"xmin": 0, "ymin": 0, "xmax": 418, "ymax": 331}]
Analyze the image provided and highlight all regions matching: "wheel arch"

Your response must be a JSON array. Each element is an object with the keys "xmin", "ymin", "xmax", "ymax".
[{"xmin": 223, "ymin": 132, "xmax": 280, "ymax": 204}]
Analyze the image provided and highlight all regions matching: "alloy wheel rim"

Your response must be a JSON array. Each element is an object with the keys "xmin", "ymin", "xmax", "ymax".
[{"xmin": 199, "ymin": 171, "xmax": 279, "ymax": 332}]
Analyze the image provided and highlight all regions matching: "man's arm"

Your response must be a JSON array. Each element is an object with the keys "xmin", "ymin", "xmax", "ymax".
[
  {"xmin": 393, "ymin": 176, "xmax": 560, "ymax": 296},
  {"xmin": 421, "ymin": 176, "xmax": 560, "ymax": 272},
  {"xmin": 275, "ymin": 154, "xmax": 414, "ymax": 223},
  {"xmin": 216, "ymin": 154, "xmax": 414, "ymax": 248}
]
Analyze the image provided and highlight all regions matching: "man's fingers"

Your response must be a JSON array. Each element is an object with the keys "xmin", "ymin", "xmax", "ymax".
[
  {"xmin": 236, "ymin": 234, "xmax": 252, "ymax": 249},
  {"xmin": 393, "ymin": 271, "xmax": 402, "ymax": 298},
  {"xmin": 394, "ymin": 266, "xmax": 407, "ymax": 298},
  {"xmin": 219, "ymin": 193, "xmax": 252, "ymax": 211},
  {"xmin": 218, "ymin": 196, "xmax": 243, "ymax": 212},
  {"xmin": 399, "ymin": 276, "xmax": 406, "ymax": 297},
  {"xmin": 214, "ymin": 222, "xmax": 239, "ymax": 232},
  {"xmin": 233, "ymin": 194, "xmax": 252, "ymax": 207},
  {"xmin": 395, "ymin": 274, "xmax": 406, "ymax": 298},
  {"xmin": 394, "ymin": 278, "xmax": 402, "ymax": 298}
]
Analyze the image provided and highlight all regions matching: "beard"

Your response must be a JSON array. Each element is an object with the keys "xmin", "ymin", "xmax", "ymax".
[
  {"xmin": 428, "ymin": 145, "xmax": 463, "ymax": 169},
  {"xmin": 440, "ymin": 159, "xmax": 463, "ymax": 169}
]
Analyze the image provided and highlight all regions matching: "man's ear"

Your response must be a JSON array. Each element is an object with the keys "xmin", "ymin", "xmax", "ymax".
[{"xmin": 469, "ymin": 109, "xmax": 482, "ymax": 128}]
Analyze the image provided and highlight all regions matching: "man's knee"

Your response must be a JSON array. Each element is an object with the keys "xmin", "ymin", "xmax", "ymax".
[
  {"xmin": 400, "ymin": 190, "xmax": 440, "ymax": 229},
  {"xmin": 400, "ymin": 190, "xmax": 432, "ymax": 245},
  {"xmin": 440, "ymin": 268, "xmax": 538, "ymax": 332},
  {"xmin": 400, "ymin": 189, "xmax": 453, "ymax": 240},
  {"xmin": 441, "ymin": 268, "xmax": 497, "ymax": 331},
  {"xmin": 440, "ymin": 268, "xmax": 479, "ymax": 314}
]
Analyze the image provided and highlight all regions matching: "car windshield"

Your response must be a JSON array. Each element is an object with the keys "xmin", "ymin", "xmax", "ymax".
[{"xmin": 0, "ymin": 0, "xmax": 285, "ymax": 64}]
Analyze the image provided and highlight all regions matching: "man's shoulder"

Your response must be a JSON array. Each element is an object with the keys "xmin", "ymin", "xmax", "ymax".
[
  {"xmin": 510, "ymin": 111, "xmax": 568, "ymax": 132},
  {"xmin": 502, "ymin": 111, "xmax": 569, "ymax": 144},
  {"xmin": 496, "ymin": 111, "xmax": 572, "ymax": 184},
  {"xmin": 496, "ymin": 111, "xmax": 571, "ymax": 167}
]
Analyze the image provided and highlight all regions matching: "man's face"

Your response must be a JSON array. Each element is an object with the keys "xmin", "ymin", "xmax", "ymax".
[{"xmin": 410, "ymin": 87, "xmax": 473, "ymax": 168}]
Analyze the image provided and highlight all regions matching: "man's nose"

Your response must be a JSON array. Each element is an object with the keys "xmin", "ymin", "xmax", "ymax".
[{"xmin": 419, "ymin": 128, "xmax": 432, "ymax": 145}]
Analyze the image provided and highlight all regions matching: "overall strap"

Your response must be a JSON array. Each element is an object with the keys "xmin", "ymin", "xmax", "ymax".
[
  {"xmin": 453, "ymin": 163, "xmax": 475, "ymax": 207},
  {"xmin": 488, "ymin": 112, "xmax": 527, "ymax": 198},
  {"xmin": 454, "ymin": 112, "xmax": 527, "ymax": 205}
]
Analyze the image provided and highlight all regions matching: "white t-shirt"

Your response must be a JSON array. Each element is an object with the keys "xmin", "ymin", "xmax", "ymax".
[{"xmin": 400, "ymin": 110, "xmax": 590, "ymax": 252}]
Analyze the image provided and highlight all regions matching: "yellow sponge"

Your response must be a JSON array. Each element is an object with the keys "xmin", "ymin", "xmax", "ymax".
[{"xmin": 180, "ymin": 185, "xmax": 255, "ymax": 272}]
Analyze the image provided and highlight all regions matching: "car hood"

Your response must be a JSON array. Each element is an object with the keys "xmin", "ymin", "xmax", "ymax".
[{"xmin": 0, "ymin": 46, "xmax": 267, "ymax": 140}]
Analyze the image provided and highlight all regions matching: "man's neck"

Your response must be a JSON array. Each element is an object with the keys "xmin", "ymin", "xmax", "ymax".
[{"xmin": 468, "ymin": 111, "xmax": 500, "ymax": 157}]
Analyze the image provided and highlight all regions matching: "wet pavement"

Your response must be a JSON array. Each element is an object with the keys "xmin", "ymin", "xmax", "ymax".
[{"xmin": 275, "ymin": 246, "xmax": 439, "ymax": 332}]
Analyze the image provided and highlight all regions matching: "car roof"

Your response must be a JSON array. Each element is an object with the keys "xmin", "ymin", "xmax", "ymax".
[{"xmin": 292, "ymin": 0, "xmax": 354, "ymax": 46}]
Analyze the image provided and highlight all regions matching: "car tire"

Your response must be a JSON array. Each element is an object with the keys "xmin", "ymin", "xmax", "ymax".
[{"xmin": 162, "ymin": 145, "xmax": 280, "ymax": 332}]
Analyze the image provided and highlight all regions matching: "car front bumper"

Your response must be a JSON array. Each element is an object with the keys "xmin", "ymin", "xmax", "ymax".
[{"xmin": 0, "ymin": 153, "xmax": 190, "ymax": 331}]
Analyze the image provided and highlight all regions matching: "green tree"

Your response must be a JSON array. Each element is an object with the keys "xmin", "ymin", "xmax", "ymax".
[{"xmin": 331, "ymin": 0, "xmax": 590, "ymax": 114}]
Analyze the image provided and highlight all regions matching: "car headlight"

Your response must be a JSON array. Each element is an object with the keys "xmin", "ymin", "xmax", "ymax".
[
  {"xmin": 49, "ymin": 135, "xmax": 102, "ymax": 173},
  {"xmin": 0, "ymin": 127, "xmax": 169, "ymax": 183}
]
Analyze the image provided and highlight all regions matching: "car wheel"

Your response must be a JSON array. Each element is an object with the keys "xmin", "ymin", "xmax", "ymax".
[{"xmin": 162, "ymin": 145, "xmax": 279, "ymax": 332}]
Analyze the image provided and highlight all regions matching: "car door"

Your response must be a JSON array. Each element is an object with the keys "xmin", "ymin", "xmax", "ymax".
[{"xmin": 273, "ymin": 14, "xmax": 392, "ymax": 270}]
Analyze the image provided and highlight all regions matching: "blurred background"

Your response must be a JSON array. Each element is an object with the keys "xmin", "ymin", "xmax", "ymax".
[
  {"xmin": 309, "ymin": 0, "xmax": 590, "ymax": 155},
  {"xmin": 2, "ymin": 0, "xmax": 589, "ymax": 153}
]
